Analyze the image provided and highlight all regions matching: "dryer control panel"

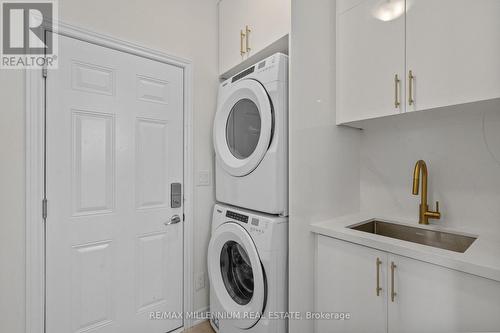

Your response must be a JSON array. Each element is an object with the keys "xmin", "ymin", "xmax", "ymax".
[{"xmin": 221, "ymin": 52, "xmax": 288, "ymax": 88}]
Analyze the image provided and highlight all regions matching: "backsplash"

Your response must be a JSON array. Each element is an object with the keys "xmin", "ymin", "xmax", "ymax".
[{"xmin": 360, "ymin": 99, "xmax": 500, "ymax": 236}]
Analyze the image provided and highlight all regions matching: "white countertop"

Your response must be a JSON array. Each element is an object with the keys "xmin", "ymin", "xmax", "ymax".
[{"xmin": 310, "ymin": 213, "xmax": 500, "ymax": 283}]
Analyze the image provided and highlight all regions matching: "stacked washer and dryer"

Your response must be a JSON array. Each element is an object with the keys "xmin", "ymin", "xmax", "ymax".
[{"xmin": 208, "ymin": 53, "xmax": 289, "ymax": 333}]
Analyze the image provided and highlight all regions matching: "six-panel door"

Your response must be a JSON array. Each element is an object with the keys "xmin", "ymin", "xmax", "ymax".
[
  {"xmin": 46, "ymin": 34, "xmax": 184, "ymax": 333},
  {"xmin": 315, "ymin": 236, "xmax": 388, "ymax": 333}
]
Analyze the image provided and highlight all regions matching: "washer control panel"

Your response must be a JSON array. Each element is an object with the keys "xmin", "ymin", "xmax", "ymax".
[{"xmin": 226, "ymin": 210, "xmax": 249, "ymax": 223}]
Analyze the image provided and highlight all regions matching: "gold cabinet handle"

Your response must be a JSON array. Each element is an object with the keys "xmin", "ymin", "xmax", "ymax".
[
  {"xmin": 245, "ymin": 25, "xmax": 251, "ymax": 53},
  {"xmin": 391, "ymin": 261, "xmax": 397, "ymax": 302},
  {"xmin": 376, "ymin": 257, "xmax": 382, "ymax": 296},
  {"xmin": 408, "ymin": 70, "xmax": 415, "ymax": 105},
  {"xmin": 394, "ymin": 74, "xmax": 401, "ymax": 108},
  {"xmin": 240, "ymin": 29, "xmax": 246, "ymax": 57}
]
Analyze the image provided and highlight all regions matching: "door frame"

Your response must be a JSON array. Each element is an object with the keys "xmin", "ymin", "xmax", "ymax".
[{"xmin": 25, "ymin": 21, "xmax": 195, "ymax": 333}]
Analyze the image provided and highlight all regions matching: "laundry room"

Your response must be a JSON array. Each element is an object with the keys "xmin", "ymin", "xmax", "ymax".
[{"xmin": 1, "ymin": 1, "xmax": 500, "ymax": 333}]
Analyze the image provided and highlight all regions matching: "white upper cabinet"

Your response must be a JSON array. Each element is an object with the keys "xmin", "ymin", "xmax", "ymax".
[
  {"xmin": 218, "ymin": 0, "xmax": 290, "ymax": 75},
  {"xmin": 406, "ymin": 0, "xmax": 500, "ymax": 112},
  {"xmin": 337, "ymin": 0, "xmax": 405, "ymax": 124},
  {"xmin": 337, "ymin": 0, "xmax": 500, "ymax": 124},
  {"xmin": 219, "ymin": 0, "xmax": 249, "ymax": 75}
]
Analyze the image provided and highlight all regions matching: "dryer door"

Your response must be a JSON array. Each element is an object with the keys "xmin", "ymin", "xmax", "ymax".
[
  {"xmin": 208, "ymin": 222, "xmax": 266, "ymax": 329},
  {"xmin": 214, "ymin": 79, "xmax": 273, "ymax": 177}
]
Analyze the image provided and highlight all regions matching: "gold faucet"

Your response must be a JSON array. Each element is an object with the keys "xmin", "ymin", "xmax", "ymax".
[{"xmin": 412, "ymin": 160, "xmax": 441, "ymax": 224}]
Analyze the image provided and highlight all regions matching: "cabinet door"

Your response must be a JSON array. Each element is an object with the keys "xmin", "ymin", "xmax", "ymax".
[
  {"xmin": 219, "ymin": 0, "xmax": 249, "ymax": 74},
  {"xmin": 337, "ymin": 0, "xmax": 405, "ymax": 124},
  {"xmin": 406, "ymin": 0, "xmax": 500, "ymax": 112},
  {"xmin": 388, "ymin": 254, "xmax": 500, "ymax": 333},
  {"xmin": 315, "ymin": 236, "xmax": 387, "ymax": 333},
  {"xmin": 245, "ymin": 0, "xmax": 290, "ymax": 58}
]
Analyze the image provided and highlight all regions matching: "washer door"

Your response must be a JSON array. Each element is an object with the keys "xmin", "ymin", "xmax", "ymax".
[
  {"xmin": 208, "ymin": 222, "xmax": 266, "ymax": 329},
  {"xmin": 214, "ymin": 79, "xmax": 273, "ymax": 176}
]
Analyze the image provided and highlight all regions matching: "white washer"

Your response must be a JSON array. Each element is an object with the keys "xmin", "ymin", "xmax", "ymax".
[
  {"xmin": 208, "ymin": 204, "xmax": 288, "ymax": 333},
  {"xmin": 214, "ymin": 53, "xmax": 288, "ymax": 216}
]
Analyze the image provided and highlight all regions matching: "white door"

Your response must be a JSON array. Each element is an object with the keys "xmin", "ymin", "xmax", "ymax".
[
  {"xmin": 315, "ymin": 236, "xmax": 388, "ymax": 333},
  {"xmin": 406, "ymin": 0, "xmax": 500, "ymax": 112},
  {"xmin": 46, "ymin": 34, "xmax": 184, "ymax": 333},
  {"xmin": 336, "ymin": 0, "xmax": 405, "ymax": 124},
  {"xmin": 388, "ymin": 254, "xmax": 500, "ymax": 333}
]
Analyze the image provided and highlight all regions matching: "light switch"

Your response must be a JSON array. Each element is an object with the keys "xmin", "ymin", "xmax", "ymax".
[{"xmin": 197, "ymin": 170, "xmax": 210, "ymax": 186}]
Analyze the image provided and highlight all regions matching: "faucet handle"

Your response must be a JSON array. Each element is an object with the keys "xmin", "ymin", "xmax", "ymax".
[{"xmin": 424, "ymin": 201, "xmax": 441, "ymax": 220}]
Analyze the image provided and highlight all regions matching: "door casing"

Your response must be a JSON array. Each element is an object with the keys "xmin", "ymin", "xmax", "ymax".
[{"xmin": 25, "ymin": 21, "xmax": 195, "ymax": 333}]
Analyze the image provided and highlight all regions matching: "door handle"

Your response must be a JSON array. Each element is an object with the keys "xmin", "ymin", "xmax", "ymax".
[
  {"xmin": 376, "ymin": 257, "xmax": 382, "ymax": 296},
  {"xmin": 245, "ymin": 25, "xmax": 251, "ymax": 53},
  {"xmin": 240, "ymin": 29, "xmax": 246, "ymax": 57},
  {"xmin": 408, "ymin": 70, "xmax": 415, "ymax": 106},
  {"xmin": 394, "ymin": 74, "xmax": 401, "ymax": 108},
  {"xmin": 391, "ymin": 261, "xmax": 397, "ymax": 302},
  {"xmin": 165, "ymin": 214, "xmax": 181, "ymax": 226}
]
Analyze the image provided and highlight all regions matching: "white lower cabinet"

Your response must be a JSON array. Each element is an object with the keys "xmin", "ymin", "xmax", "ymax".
[
  {"xmin": 388, "ymin": 253, "xmax": 500, "ymax": 333},
  {"xmin": 316, "ymin": 236, "xmax": 387, "ymax": 333},
  {"xmin": 315, "ymin": 235, "xmax": 500, "ymax": 333}
]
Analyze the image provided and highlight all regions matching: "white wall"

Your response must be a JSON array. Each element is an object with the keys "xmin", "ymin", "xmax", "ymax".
[
  {"xmin": 0, "ymin": 1, "xmax": 218, "ymax": 332},
  {"xmin": 288, "ymin": 0, "xmax": 361, "ymax": 332},
  {"xmin": 360, "ymin": 100, "xmax": 500, "ymax": 236}
]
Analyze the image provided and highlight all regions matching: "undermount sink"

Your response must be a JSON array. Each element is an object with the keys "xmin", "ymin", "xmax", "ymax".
[{"xmin": 348, "ymin": 220, "xmax": 477, "ymax": 253}]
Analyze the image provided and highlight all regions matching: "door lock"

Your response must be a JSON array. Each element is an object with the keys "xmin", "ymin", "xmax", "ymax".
[{"xmin": 171, "ymin": 183, "xmax": 182, "ymax": 208}]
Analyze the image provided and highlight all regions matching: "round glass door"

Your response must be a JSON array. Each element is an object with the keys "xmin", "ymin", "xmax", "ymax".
[
  {"xmin": 226, "ymin": 99, "xmax": 261, "ymax": 160},
  {"xmin": 220, "ymin": 240, "xmax": 254, "ymax": 305},
  {"xmin": 207, "ymin": 222, "xmax": 266, "ymax": 329},
  {"xmin": 214, "ymin": 79, "xmax": 273, "ymax": 177}
]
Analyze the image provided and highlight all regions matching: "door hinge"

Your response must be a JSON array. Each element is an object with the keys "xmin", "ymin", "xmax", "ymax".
[
  {"xmin": 183, "ymin": 213, "xmax": 185, "ymax": 221},
  {"xmin": 42, "ymin": 198, "xmax": 48, "ymax": 219},
  {"xmin": 42, "ymin": 67, "xmax": 48, "ymax": 78}
]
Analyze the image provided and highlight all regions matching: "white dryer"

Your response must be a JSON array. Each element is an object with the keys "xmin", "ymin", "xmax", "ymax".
[
  {"xmin": 214, "ymin": 53, "xmax": 288, "ymax": 216},
  {"xmin": 208, "ymin": 204, "xmax": 288, "ymax": 333}
]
